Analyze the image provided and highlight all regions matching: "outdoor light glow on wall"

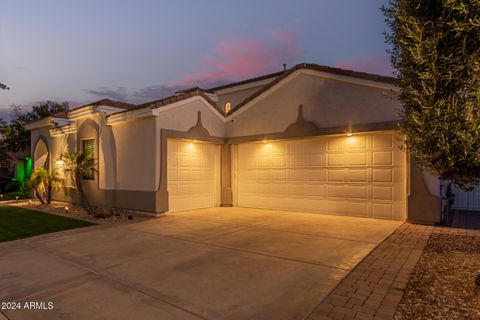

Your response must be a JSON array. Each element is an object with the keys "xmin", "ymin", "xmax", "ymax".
[
  {"xmin": 347, "ymin": 134, "xmax": 357, "ymax": 145},
  {"xmin": 346, "ymin": 132, "xmax": 353, "ymax": 137}
]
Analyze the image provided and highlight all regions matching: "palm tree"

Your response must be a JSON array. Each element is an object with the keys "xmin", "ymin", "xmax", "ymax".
[
  {"xmin": 30, "ymin": 168, "xmax": 47, "ymax": 205},
  {"xmin": 59, "ymin": 151, "xmax": 96, "ymax": 215},
  {"xmin": 29, "ymin": 168, "xmax": 63, "ymax": 205},
  {"xmin": 45, "ymin": 169, "xmax": 62, "ymax": 204}
]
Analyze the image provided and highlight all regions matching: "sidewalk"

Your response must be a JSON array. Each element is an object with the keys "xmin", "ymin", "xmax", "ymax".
[{"xmin": 307, "ymin": 223, "xmax": 433, "ymax": 320}]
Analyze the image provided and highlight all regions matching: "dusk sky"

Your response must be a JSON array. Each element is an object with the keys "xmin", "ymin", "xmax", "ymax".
[{"xmin": 0, "ymin": 0, "xmax": 392, "ymax": 118}]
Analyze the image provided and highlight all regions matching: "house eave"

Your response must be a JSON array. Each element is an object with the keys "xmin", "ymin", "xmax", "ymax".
[
  {"xmin": 106, "ymin": 107, "xmax": 155, "ymax": 125},
  {"xmin": 67, "ymin": 104, "xmax": 127, "ymax": 120},
  {"xmin": 49, "ymin": 124, "xmax": 77, "ymax": 137},
  {"xmin": 24, "ymin": 117, "xmax": 55, "ymax": 130}
]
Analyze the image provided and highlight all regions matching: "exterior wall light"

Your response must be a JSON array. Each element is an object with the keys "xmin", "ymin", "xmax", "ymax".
[
  {"xmin": 346, "ymin": 133, "xmax": 353, "ymax": 137},
  {"xmin": 225, "ymin": 102, "xmax": 231, "ymax": 114},
  {"xmin": 56, "ymin": 160, "xmax": 65, "ymax": 166},
  {"xmin": 262, "ymin": 139, "xmax": 267, "ymax": 143},
  {"xmin": 64, "ymin": 206, "xmax": 69, "ymax": 214}
]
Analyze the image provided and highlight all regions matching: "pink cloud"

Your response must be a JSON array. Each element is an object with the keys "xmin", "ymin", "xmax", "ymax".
[
  {"xmin": 86, "ymin": 29, "xmax": 301, "ymax": 103},
  {"xmin": 335, "ymin": 53, "xmax": 394, "ymax": 77},
  {"xmin": 179, "ymin": 29, "xmax": 301, "ymax": 88}
]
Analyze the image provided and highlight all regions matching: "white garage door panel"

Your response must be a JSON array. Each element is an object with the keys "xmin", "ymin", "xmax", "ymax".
[
  {"xmin": 237, "ymin": 132, "xmax": 407, "ymax": 220},
  {"xmin": 168, "ymin": 140, "xmax": 218, "ymax": 212}
]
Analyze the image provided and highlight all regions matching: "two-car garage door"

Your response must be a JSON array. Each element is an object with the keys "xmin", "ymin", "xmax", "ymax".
[{"xmin": 236, "ymin": 132, "xmax": 407, "ymax": 220}]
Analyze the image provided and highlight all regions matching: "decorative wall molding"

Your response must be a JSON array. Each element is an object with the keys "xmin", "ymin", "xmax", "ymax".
[
  {"xmin": 226, "ymin": 105, "xmax": 399, "ymax": 144},
  {"xmin": 283, "ymin": 105, "xmax": 319, "ymax": 138}
]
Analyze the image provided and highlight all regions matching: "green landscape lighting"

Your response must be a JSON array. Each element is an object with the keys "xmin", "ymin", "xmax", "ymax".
[
  {"xmin": 15, "ymin": 157, "xmax": 32, "ymax": 191},
  {"xmin": 17, "ymin": 159, "xmax": 25, "ymax": 189},
  {"xmin": 25, "ymin": 157, "xmax": 32, "ymax": 180}
]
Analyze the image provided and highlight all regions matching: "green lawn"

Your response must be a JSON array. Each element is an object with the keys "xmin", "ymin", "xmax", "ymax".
[{"xmin": 0, "ymin": 205, "xmax": 95, "ymax": 242}]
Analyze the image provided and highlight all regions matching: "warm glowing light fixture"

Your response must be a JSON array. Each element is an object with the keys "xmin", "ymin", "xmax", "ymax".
[
  {"xmin": 225, "ymin": 102, "xmax": 231, "ymax": 113},
  {"xmin": 56, "ymin": 159, "xmax": 65, "ymax": 166},
  {"xmin": 346, "ymin": 132, "xmax": 353, "ymax": 137},
  {"xmin": 262, "ymin": 139, "xmax": 267, "ymax": 143},
  {"xmin": 193, "ymin": 140, "xmax": 198, "ymax": 143}
]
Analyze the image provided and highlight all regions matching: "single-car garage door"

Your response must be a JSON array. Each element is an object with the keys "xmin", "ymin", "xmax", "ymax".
[
  {"xmin": 236, "ymin": 132, "xmax": 407, "ymax": 220},
  {"xmin": 167, "ymin": 140, "xmax": 220, "ymax": 212}
]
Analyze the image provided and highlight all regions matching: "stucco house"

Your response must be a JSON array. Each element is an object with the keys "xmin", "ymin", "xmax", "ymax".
[{"xmin": 25, "ymin": 63, "xmax": 441, "ymax": 224}]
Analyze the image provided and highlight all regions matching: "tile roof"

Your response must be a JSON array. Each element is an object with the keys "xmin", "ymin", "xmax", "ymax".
[
  {"xmin": 207, "ymin": 71, "xmax": 285, "ymax": 92},
  {"xmin": 74, "ymin": 98, "xmax": 137, "ymax": 111},
  {"xmin": 110, "ymin": 63, "xmax": 396, "ymax": 119},
  {"xmin": 228, "ymin": 63, "xmax": 396, "ymax": 114},
  {"xmin": 136, "ymin": 88, "xmax": 222, "ymax": 113},
  {"xmin": 51, "ymin": 111, "xmax": 68, "ymax": 119}
]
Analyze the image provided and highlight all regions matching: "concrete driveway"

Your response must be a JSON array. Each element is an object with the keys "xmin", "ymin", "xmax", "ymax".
[{"xmin": 0, "ymin": 208, "xmax": 402, "ymax": 320}]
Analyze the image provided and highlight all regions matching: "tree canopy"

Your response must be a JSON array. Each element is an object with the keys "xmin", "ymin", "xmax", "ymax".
[
  {"xmin": 0, "ymin": 101, "xmax": 68, "ymax": 154},
  {"xmin": 383, "ymin": 0, "xmax": 480, "ymax": 190}
]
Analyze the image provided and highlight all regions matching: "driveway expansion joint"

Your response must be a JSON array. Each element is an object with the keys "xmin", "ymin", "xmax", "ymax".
[
  {"xmin": 22, "ymin": 242, "xmax": 210, "ymax": 320},
  {"xmin": 125, "ymin": 224, "xmax": 351, "ymax": 271}
]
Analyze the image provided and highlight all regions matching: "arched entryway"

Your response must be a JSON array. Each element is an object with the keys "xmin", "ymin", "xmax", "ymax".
[{"xmin": 33, "ymin": 137, "xmax": 49, "ymax": 169}]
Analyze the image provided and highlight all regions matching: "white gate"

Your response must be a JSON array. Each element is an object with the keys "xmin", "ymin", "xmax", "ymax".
[{"xmin": 452, "ymin": 185, "xmax": 480, "ymax": 211}]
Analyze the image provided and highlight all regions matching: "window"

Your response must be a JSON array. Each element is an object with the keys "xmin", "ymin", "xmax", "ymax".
[
  {"xmin": 225, "ymin": 102, "xmax": 231, "ymax": 114},
  {"xmin": 82, "ymin": 139, "xmax": 95, "ymax": 180}
]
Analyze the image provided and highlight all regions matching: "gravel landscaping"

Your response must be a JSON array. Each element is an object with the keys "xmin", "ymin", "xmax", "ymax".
[
  {"xmin": 10, "ymin": 200, "xmax": 151, "ymax": 225},
  {"xmin": 395, "ymin": 231, "xmax": 480, "ymax": 320}
]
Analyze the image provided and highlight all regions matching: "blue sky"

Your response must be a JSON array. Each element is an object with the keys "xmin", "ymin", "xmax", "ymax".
[{"xmin": 0, "ymin": 0, "xmax": 391, "ymax": 116}]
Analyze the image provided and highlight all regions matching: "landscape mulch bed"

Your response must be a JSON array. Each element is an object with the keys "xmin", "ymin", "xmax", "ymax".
[{"xmin": 395, "ymin": 232, "xmax": 480, "ymax": 320}]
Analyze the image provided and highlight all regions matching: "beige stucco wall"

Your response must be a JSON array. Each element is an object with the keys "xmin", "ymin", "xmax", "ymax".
[
  {"xmin": 216, "ymin": 84, "xmax": 267, "ymax": 111},
  {"xmin": 30, "ymin": 113, "xmax": 159, "ymax": 208},
  {"xmin": 225, "ymin": 73, "xmax": 401, "ymax": 137},
  {"xmin": 109, "ymin": 117, "xmax": 157, "ymax": 191}
]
